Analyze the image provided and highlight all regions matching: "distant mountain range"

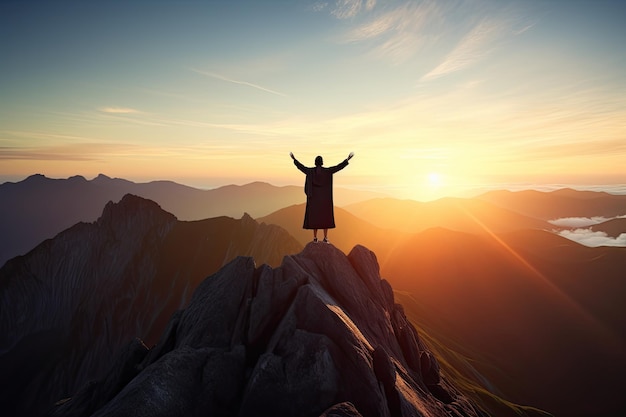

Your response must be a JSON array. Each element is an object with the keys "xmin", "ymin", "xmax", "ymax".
[
  {"xmin": 2, "ymin": 174, "xmax": 626, "ymax": 416},
  {"xmin": 258, "ymin": 204, "xmax": 402, "ymax": 265},
  {"xmin": 343, "ymin": 197, "xmax": 551, "ymax": 234},
  {"xmin": 476, "ymin": 188, "xmax": 626, "ymax": 220},
  {"xmin": 3, "ymin": 175, "xmax": 625, "ymax": 267},
  {"xmin": 0, "ymin": 174, "xmax": 384, "ymax": 266}
]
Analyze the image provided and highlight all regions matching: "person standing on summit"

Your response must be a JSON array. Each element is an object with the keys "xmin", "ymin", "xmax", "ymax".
[{"xmin": 290, "ymin": 151, "xmax": 354, "ymax": 243}]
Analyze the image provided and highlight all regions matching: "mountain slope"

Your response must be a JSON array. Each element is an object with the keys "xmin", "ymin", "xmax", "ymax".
[
  {"xmin": 590, "ymin": 218, "xmax": 626, "ymax": 237},
  {"xmin": 257, "ymin": 204, "xmax": 404, "ymax": 265},
  {"xmin": 49, "ymin": 243, "xmax": 490, "ymax": 417},
  {"xmin": 476, "ymin": 188, "xmax": 626, "ymax": 220},
  {"xmin": 0, "ymin": 174, "xmax": 382, "ymax": 265},
  {"xmin": 343, "ymin": 197, "xmax": 550, "ymax": 234},
  {"xmin": 382, "ymin": 228, "xmax": 626, "ymax": 417},
  {"xmin": 0, "ymin": 194, "xmax": 302, "ymax": 417}
]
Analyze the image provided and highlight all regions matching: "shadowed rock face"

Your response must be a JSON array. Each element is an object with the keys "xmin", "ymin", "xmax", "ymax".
[
  {"xmin": 0, "ymin": 194, "xmax": 302, "ymax": 417},
  {"xmin": 50, "ymin": 243, "xmax": 488, "ymax": 417}
]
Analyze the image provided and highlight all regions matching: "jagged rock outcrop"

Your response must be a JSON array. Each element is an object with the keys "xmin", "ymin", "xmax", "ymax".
[
  {"xmin": 50, "ymin": 243, "xmax": 488, "ymax": 417},
  {"xmin": 0, "ymin": 194, "xmax": 302, "ymax": 417}
]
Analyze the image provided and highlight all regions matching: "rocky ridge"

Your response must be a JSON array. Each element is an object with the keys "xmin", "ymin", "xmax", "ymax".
[
  {"xmin": 50, "ymin": 243, "xmax": 488, "ymax": 417},
  {"xmin": 0, "ymin": 194, "xmax": 302, "ymax": 416}
]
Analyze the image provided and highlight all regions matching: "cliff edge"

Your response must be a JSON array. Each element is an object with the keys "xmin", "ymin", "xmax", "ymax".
[{"xmin": 50, "ymin": 243, "xmax": 487, "ymax": 417}]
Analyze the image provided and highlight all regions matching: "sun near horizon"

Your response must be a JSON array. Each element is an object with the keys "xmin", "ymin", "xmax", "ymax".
[{"xmin": 2, "ymin": 1, "xmax": 626, "ymax": 202}]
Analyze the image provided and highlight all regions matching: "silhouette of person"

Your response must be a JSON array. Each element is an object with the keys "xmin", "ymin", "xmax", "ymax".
[{"xmin": 290, "ymin": 151, "xmax": 354, "ymax": 243}]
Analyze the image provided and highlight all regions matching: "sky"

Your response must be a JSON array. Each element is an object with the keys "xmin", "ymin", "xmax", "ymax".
[{"xmin": 2, "ymin": 0, "xmax": 626, "ymax": 201}]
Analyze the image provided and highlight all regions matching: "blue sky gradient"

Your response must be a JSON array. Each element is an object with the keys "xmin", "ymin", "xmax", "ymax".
[{"xmin": 2, "ymin": 0, "xmax": 626, "ymax": 199}]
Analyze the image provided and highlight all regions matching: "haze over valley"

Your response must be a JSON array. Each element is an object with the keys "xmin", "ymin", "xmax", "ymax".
[{"xmin": 1, "ymin": 174, "xmax": 625, "ymax": 416}]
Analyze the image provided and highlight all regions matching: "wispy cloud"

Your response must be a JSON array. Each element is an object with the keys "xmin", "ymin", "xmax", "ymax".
[
  {"xmin": 337, "ymin": 1, "xmax": 528, "ymax": 72},
  {"xmin": 0, "ymin": 142, "xmax": 139, "ymax": 161},
  {"xmin": 94, "ymin": 107, "xmax": 167, "ymax": 127},
  {"xmin": 343, "ymin": 2, "xmax": 437, "ymax": 42},
  {"xmin": 421, "ymin": 17, "xmax": 505, "ymax": 81},
  {"xmin": 341, "ymin": 0, "xmax": 376, "ymax": 18},
  {"xmin": 309, "ymin": 2, "xmax": 329, "ymax": 13},
  {"xmin": 514, "ymin": 22, "xmax": 536, "ymax": 35},
  {"xmin": 2, "ymin": 130, "xmax": 100, "ymax": 142},
  {"xmin": 98, "ymin": 107, "xmax": 141, "ymax": 114},
  {"xmin": 341, "ymin": 1, "xmax": 440, "ymax": 64},
  {"xmin": 191, "ymin": 68, "xmax": 287, "ymax": 97}
]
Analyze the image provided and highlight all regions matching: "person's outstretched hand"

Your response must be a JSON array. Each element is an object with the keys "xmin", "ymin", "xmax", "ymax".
[
  {"xmin": 290, "ymin": 152, "xmax": 295, "ymax": 160},
  {"xmin": 348, "ymin": 152, "xmax": 355, "ymax": 160}
]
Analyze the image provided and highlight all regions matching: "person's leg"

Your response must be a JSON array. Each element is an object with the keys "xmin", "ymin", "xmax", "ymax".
[
  {"xmin": 313, "ymin": 229, "xmax": 318, "ymax": 242},
  {"xmin": 323, "ymin": 228, "xmax": 328, "ymax": 243}
]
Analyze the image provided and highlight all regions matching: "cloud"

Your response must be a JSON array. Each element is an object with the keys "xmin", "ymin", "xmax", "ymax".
[
  {"xmin": 338, "ymin": 1, "xmax": 525, "ymax": 68},
  {"xmin": 344, "ymin": 2, "xmax": 436, "ymax": 42},
  {"xmin": 557, "ymin": 229, "xmax": 626, "ymax": 247},
  {"xmin": 94, "ymin": 107, "xmax": 168, "ymax": 127},
  {"xmin": 0, "ymin": 143, "xmax": 139, "ymax": 161},
  {"xmin": 191, "ymin": 68, "xmax": 287, "ymax": 97},
  {"xmin": 341, "ymin": 1, "xmax": 440, "ymax": 64},
  {"xmin": 420, "ymin": 17, "xmax": 505, "ymax": 81},
  {"xmin": 310, "ymin": 2, "xmax": 329, "ymax": 13},
  {"xmin": 331, "ymin": 0, "xmax": 376, "ymax": 19},
  {"xmin": 2, "ymin": 130, "xmax": 100, "ymax": 142},
  {"xmin": 514, "ymin": 22, "xmax": 536, "ymax": 35},
  {"xmin": 548, "ymin": 216, "xmax": 611, "ymax": 228},
  {"xmin": 98, "ymin": 107, "xmax": 141, "ymax": 114},
  {"xmin": 549, "ymin": 215, "xmax": 626, "ymax": 228}
]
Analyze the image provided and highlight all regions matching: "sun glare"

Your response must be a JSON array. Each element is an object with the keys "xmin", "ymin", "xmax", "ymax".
[{"xmin": 427, "ymin": 172, "xmax": 442, "ymax": 188}]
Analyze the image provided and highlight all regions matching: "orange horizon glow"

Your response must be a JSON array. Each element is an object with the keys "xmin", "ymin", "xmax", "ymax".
[{"xmin": 2, "ymin": 2, "xmax": 626, "ymax": 202}]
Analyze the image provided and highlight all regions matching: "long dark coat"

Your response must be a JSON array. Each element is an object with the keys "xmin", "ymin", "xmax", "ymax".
[{"xmin": 293, "ymin": 158, "xmax": 349, "ymax": 229}]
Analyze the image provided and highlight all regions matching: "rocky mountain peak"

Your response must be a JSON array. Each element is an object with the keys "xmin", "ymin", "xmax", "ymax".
[
  {"xmin": 93, "ymin": 173, "xmax": 112, "ymax": 181},
  {"xmin": 51, "ymin": 243, "xmax": 486, "ymax": 417},
  {"xmin": 100, "ymin": 193, "xmax": 175, "ymax": 221},
  {"xmin": 97, "ymin": 194, "xmax": 177, "ymax": 239},
  {"xmin": 24, "ymin": 173, "xmax": 47, "ymax": 182},
  {"xmin": 0, "ymin": 195, "xmax": 303, "ymax": 417}
]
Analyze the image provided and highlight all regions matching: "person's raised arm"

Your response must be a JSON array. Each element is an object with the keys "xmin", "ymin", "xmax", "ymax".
[
  {"xmin": 329, "ymin": 152, "xmax": 354, "ymax": 173},
  {"xmin": 291, "ymin": 152, "xmax": 307, "ymax": 173}
]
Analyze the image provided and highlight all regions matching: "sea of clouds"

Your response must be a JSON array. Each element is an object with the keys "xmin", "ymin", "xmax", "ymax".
[{"xmin": 549, "ymin": 215, "xmax": 626, "ymax": 247}]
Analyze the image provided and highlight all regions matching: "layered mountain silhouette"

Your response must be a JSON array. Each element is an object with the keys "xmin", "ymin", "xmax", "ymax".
[
  {"xmin": 258, "ymin": 204, "xmax": 403, "ymax": 265},
  {"xmin": 0, "ymin": 174, "xmax": 383, "ymax": 266},
  {"xmin": 3, "ymin": 175, "xmax": 625, "ymax": 417},
  {"xmin": 257, "ymin": 197, "xmax": 560, "ymax": 268},
  {"xmin": 383, "ymin": 227, "xmax": 626, "ymax": 417},
  {"xmin": 0, "ymin": 194, "xmax": 301, "ymax": 417},
  {"xmin": 343, "ymin": 197, "xmax": 551, "ymax": 235},
  {"xmin": 259, "ymin": 195, "xmax": 626, "ymax": 417},
  {"xmin": 476, "ymin": 188, "xmax": 626, "ymax": 220},
  {"xmin": 590, "ymin": 218, "xmax": 626, "ymax": 237},
  {"xmin": 0, "ymin": 192, "xmax": 551, "ymax": 417},
  {"xmin": 49, "ymin": 242, "xmax": 489, "ymax": 417}
]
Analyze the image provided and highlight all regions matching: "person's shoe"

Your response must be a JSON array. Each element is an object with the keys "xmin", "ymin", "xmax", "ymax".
[
  {"xmin": 323, "ymin": 238, "xmax": 329, "ymax": 244},
  {"xmin": 313, "ymin": 237, "xmax": 318, "ymax": 243}
]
